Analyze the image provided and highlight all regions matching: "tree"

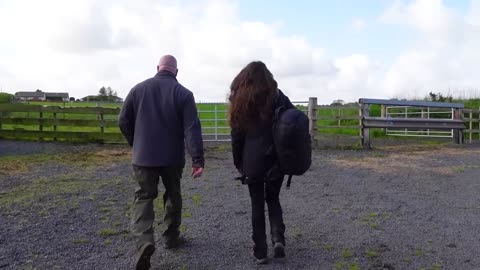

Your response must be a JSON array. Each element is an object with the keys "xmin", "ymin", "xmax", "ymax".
[
  {"xmin": 427, "ymin": 91, "xmax": 453, "ymax": 103},
  {"xmin": 331, "ymin": 99, "xmax": 345, "ymax": 106},
  {"xmin": 106, "ymin": 86, "xmax": 113, "ymax": 97},
  {"xmin": 0, "ymin": 93, "xmax": 14, "ymax": 104},
  {"xmin": 99, "ymin": 86, "xmax": 107, "ymax": 97}
]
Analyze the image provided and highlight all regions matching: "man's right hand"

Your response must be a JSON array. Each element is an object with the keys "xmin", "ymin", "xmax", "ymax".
[{"xmin": 191, "ymin": 167, "xmax": 204, "ymax": 178}]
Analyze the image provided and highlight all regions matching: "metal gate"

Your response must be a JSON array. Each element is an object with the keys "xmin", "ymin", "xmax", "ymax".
[
  {"xmin": 385, "ymin": 106, "xmax": 455, "ymax": 138},
  {"xmin": 197, "ymin": 101, "xmax": 309, "ymax": 142}
]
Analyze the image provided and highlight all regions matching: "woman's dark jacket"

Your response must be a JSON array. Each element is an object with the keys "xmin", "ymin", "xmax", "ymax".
[{"xmin": 231, "ymin": 90, "xmax": 294, "ymax": 184}]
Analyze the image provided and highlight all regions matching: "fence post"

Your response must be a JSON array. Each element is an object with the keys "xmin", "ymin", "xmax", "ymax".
[
  {"xmin": 337, "ymin": 107, "xmax": 341, "ymax": 128},
  {"xmin": 469, "ymin": 111, "xmax": 473, "ymax": 144},
  {"xmin": 308, "ymin": 97, "xmax": 318, "ymax": 147},
  {"xmin": 100, "ymin": 111, "xmax": 105, "ymax": 143},
  {"xmin": 53, "ymin": 112, "xmax": 57, "ymax": 141},
  {"xmin": 39, "ymin": 110, "xmax": 43, "ymax": 141},
  {"xmin": 380, "ymin": 105, "xmax": 386, "ymax": 133},
  {"xmin": 453, "ymin": 108, "xmax": 464, "ymax": 144},
  {"xmin": 214, "ymin": 103, "xmax": 218, "ymax": 141},
  {"xmin": 360, "ymin": 103, "xmax": 370, "ymax": 149}
]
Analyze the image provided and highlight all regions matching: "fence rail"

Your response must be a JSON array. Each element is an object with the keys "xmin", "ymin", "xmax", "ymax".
[
  {"xmin": 359, "ymin": 99, "xmax": 466, "ymax": 148},
  {"xmin": 0, "ymin": 103, "xmax": 124, "ymax": 143},
  {"xmin": 463, "ymin": 108, "xmax": 480, "ymax": 143},
  {"xmin": 0, "ymin": 100, "xmax": 479, "ymax": 144}
]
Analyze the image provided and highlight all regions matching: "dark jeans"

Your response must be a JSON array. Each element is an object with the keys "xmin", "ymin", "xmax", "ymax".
[
  {"xmin": 131, "ymin": 165, "xmax": 183, "ymax": 251},
  {"xmin": 248, "ymin": 176, "xmax": 285, "ymax": 259}
]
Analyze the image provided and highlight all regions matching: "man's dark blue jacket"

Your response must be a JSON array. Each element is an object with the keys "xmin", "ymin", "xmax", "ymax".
[{"xmin": 119, "ymin": 71, "xmax": 204, "ymax": 168}]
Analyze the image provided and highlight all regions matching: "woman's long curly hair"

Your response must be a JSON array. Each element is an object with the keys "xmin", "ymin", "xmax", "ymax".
[{"xmin": 229, "ymin": 61, "xmax": 278, "ymax": 132}]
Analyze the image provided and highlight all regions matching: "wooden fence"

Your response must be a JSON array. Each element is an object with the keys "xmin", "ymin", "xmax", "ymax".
[
  {"xmin": 464, "ymin": 108, "xmax": 480, "ymax": 143},
  {"xmin": 0, "ymin": 104, "xmax": 125, "ymax": 143},
  {"xmin": 359, "ymin": 99, "xmax": 466, "ymax": 148},
  {"xmin": 0, "ymin": 101, "xmax": 478, "ymax": 144},
  {"xmin": 309, "ymin": 99, "xmax": 479, "ymax": 145}
]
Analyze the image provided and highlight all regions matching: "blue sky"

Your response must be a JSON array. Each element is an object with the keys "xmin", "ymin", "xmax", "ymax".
[
  {"xmin": 238, "ymin": 0, "xmax": 470, "ymax": 64},
  {"xmin": 0, "ymin": 0, "xmax": 479, "ymax": 103}
]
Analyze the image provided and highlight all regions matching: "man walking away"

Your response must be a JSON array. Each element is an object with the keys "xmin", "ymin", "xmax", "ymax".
[{"xmin": 119, "ymin": 55, "xmax": 205, "ymax": 270}]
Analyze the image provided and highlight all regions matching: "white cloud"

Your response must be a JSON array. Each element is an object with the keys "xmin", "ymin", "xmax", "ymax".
[
  {"xmin": 0, "ymin": 0, "xmax": 375, "ymax": 104},
  {"xmin": 0, "ymin": 0, "xmax": 479, "ymax": 105},
  {"xmin": 379, "ymin": 0, "xmax": 480, "ymax": 99},
  {"xmin": 467, "ymin": 0, "xmax": 480, "ymax": 26},
  {"xmin": 351, "ymin": 18, "xmax": 367, "ymax": 31}
]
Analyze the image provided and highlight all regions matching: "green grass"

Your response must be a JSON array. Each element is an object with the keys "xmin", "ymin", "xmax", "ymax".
[
  {"xmin": 26, "ymin": 101, "xmax": 121, "ymax": 108},
  {"xmin": 112, "ymin": 221, "xmax": 122, "ymax": 227},
  {"xmin": 365, "ymin": 250, "xmax": 378, "ymax": 258},
  {"xmin": 317, "ymin": 104, "xmax": 383, "ymax": 136},
  {"xmin": 98, "ymin": 228, "xmax": 120, "ymax": 237},
  {"xmin": 0, "ymin": 150, "xmax": 129, "ymax": 212},
  {"xmin": 0, "ymin": 149, "xmax": 129, "ymax": 176},
  {"xmin": 461, "ymin": 98, "xmax": 480, "ymax": 109},
  {"xmin": 0, "ymin": 93, "xmax": 14, "ymax": 103},
  {"xmin": 0, "ymin": 176, "xmax": 99, "ymax": 209},
  {"xmin": 451, "ymin": 165, "xmax": 465, "ymax": 173},
  {"xmin": 414, "ymin": 248, "xmax": 424, "ymax": 257},
  {"xmin": 359, "ymin": 211, "xmax": 383, "ymax": 230},
  {"xmin": 341, "ymin": 248, "xmax": 354, "ymax": 259},
  {"xmin": 72, "ymin": 239, "xmax": 90, "ymax": 244},
  {"xmin": 323, "ymin": 244, "xmax": 333, "ymax": 250},
  {"xmin": 191, "ymin": 195, "xmax": 202, "ymax": 204},
  {"xmin": 348, "ymin": 263, "xmax": 360, "ymax": 270},
  {"xmin": 334, "ymin": 261, "xmax": 360, "ymax": 270}
]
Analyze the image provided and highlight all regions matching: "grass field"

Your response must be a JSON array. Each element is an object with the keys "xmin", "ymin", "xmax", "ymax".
[{"xmin": 462, "ymin": 98, "xmax": 480, "ymax": 110}]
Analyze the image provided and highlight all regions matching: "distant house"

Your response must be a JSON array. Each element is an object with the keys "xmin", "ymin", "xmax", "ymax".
[
  {"xmin": 81, "ymin": 95, "xmax": 99, "ymax": 102},
  {"xmin": 14, "ymin": 90, "xmax": 46, "ymax": 101},
  {"xmin": 14, "ymin": 90, "xmax": 69, "ymax": 102},
  {"xmin": 45, "ymin": 92, "xmax": 69, "ymax": 102},
  {"xmin": 81, "ymin": 95, "xmax": 123, "ymax": 103}
]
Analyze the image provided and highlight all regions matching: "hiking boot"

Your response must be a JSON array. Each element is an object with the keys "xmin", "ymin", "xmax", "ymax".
[
  {"xmin": 273, "ymin": 242, "xmax": 285, "ymax": 258},
  {"xmin": 256, "ymin": 257, "xmax": 269, "ymax": 265},
  {"xmin": 135, "ymin": 243, "xmax": 155, "ymax": 270},
  {"xmin": 165, "ymin": 236, "xmax": 186, "ymax": 249},
  {"xmin": 253, "ymin": 246, "xmax": 269, "ymax": 265}
]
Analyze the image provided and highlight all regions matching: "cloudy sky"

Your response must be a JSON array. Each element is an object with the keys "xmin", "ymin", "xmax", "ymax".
[{"xmin": 0, "ymin": 0, "xmax": 479, "ymax": 104}]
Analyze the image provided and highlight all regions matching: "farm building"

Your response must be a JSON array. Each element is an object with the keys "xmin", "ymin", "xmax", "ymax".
[
  {"xmin": 45, "ymin": 92, "xmax": 69, "ymax": 101},
  {"xmin": 15, "ymin": 90, "xmax": 69, "ymax": 102},
  {"xmin": 14, "ymin": 90, "xmax": 46, "ymax": 101}
]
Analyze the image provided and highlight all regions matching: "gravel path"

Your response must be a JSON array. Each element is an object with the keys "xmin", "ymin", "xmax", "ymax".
[{"xmin": 1, "ymin": 139, "xmax": 480, "ymax": 270}]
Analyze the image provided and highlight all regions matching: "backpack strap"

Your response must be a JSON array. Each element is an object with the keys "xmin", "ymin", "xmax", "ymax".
[{"xmin": 286, "ymin": 175, "xmax": 293, "ymax": 189}]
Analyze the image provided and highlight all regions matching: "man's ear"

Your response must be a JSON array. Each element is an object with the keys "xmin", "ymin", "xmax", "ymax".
[
  {"xmin": 175, "ymin": 69, "xmax": 179, "ymax": 76},
  {"xmin": 157, "ymin": 65, "xmax": 160, "ymax": 72}
]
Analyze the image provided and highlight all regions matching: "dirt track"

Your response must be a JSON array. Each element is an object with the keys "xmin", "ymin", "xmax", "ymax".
[{"xmin": 1, "ymin": 139, "xmax": 480, "ymax": 270}]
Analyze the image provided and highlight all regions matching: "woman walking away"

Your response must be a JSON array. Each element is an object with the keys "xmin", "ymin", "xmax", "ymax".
[{"xmin": 229, "ymin": 61, "xmax": 294, "ymax": 264}]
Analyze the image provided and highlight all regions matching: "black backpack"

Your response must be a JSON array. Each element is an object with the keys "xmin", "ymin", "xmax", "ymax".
[{"xmin": 272, "ymin": 105, "xmax": 312, "ymax": 188}]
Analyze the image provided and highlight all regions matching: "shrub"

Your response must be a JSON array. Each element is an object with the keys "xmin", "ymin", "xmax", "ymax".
[{"xmin": 0, "ymin": 93, "xmax": 14, "ymax": 103}]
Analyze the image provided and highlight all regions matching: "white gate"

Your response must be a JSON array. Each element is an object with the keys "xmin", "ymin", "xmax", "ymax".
[{"xmin": 385, "ymin": 106, "xmax": 455, "ymax": 138}]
